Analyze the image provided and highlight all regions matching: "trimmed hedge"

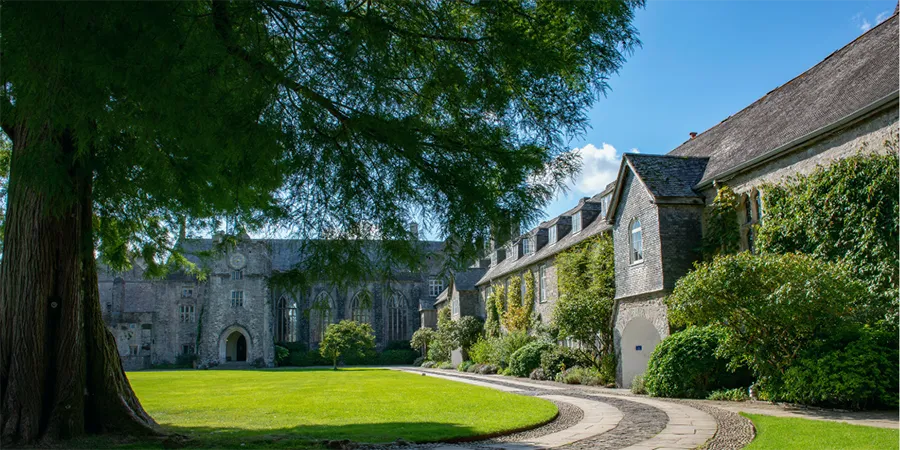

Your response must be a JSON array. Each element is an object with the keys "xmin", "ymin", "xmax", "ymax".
[
  {"xmin": 645, "ymin": 326, "xmax": 751, "ymax": 398},
  {"xmin": 540, "ymin": 345, "xmax": 582, "ymax": 380}
]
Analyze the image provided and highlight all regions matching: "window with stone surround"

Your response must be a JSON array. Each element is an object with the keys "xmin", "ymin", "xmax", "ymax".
[
  {"xmin": 179, "ymin": 305, "xmax": 195, "ymax": 323},
  {"xmin": 129, "ymin": 345, "xmax": 138, "ymax": 356},
  {"xmin": 181, "ymin": 344, "xmax": 195, "ymax": 355},
  {"xmin": 310, "ymin": 292, "xmax": 335, "ymax": 345},
  {"xmin": 386, "ymin": 292, "xmax": 408, "ymax": 341},
  {"xmin": 277, "ymin": 296, "xmax": 298, "ymax": 342},
  {"xmin": 572, "ymin": 212, "xmax": 582, "ymax": 234},
  {"xmin": 231, "ymin": 269, "xmax": 243, "ymax": 280},
  {"xmin": 539, "ymin": 265, "xmax": 548, "ymax": 303},
  {"xmin": 630, "ymin": 218, "xmax": 643, "ymax": 263},
  {"xmin": 181, "ymin": 286, "xmax": 193, "ymax": 298},
  {"xmin": 349, "ymin": 290, "xmax": 372, "ymax": 324},
  {"xmin": 231, "ymin": 290, "xmax": 244, "ymax": 307},
  {"xmin": 429, "ymin": 278, "xmax": 444, "ymax": 297}
]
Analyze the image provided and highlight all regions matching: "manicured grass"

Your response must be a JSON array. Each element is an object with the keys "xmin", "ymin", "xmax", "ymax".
[
  {"xmin": 108, "ymin": 368, "xmax": 555, "ymax": 448},
  {"xmin": 743, "ymin": 413, "xmax": 899, "ymax": 450}
]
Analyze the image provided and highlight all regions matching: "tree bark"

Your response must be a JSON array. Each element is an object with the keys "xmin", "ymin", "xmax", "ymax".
[{"xmin": 0, "ymin": 124, "xmax": 161, "ymax": 445}]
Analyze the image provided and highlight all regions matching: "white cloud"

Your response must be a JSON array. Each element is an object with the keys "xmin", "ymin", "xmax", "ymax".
[
  {"xmin": 876, "ymin": 10, "xmax": 892, "ymax": 23},
  {"xmin": 569, "ymin": 143, "xmax": 627, "ymax": 195},
  {"xmin": 854, "ymin": 10, "xmax": 891, "ymax": 32}
]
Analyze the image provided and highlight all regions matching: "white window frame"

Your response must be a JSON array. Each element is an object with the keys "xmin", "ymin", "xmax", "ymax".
[
  {"xmin": 429, "ymin": 278, "xmax": 444, "ymax": 297},
  {"xmin": 572, "ymin": 212, "xmax": 582, "ymax": 234},
  {"xmin": 539, "ymin": 265, "xmax": 548, "ymax": 303},
  {"xmin": 548, "ymin": 226, "xmax": 557, "ymax": 245},
  {"xmin": 522, "ymin": 237, "xmax": 534, "ymax": 255},
  {"xmin": 630, "ymin": 218, "xmax": 643, "ymax": 264},
  {"xmin": 231, "ymin": 290, "xmax": 244, "ymax": 307}
]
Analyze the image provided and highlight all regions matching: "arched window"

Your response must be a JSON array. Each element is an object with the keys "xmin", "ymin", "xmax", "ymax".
[
  {"xmin": 310, "ymin": 292, "xmax": 334, "ymax": 345},
  {"xmin": 386, "ymin": 292, "xmax": 408, "ymax": 342},
  {"xmin": 276, "ymin": 296, "xmax": 298, "ymax": 343},
  {"xmin": 630, "ymin": 218, "xmax": 643, "ymax": 263},
  {"xmin": 349, "ymin": 290, "xmax": 372, "ymax": 324}
]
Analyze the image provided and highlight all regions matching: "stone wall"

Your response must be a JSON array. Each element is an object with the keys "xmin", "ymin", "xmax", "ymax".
[
  {"xmin": 612, "ymin": 170, "xmax": 663, "ymax": 300},
  {"xmin": 612, "ymin": 292, "xmax": 669, "ymax": 388},
  {"xmin": 657, "ymin": 204, "xmax": 705, "ymax": 290}
]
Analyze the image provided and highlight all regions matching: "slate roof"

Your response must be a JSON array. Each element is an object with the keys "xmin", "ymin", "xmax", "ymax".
[
  {"xmin": 624, "ymin": 154, "xmax": 709, "ymax": 199},
  {"xmin": 475, "ymin": 213, "xmax": 611, "ymax": 286},
  {"xmin": 453, "ymin": 267, "xmax": 487, "ymax": 291},
  {"xmin": 668, "ymin": 14, "xmax": 899, "ymax": 186}
]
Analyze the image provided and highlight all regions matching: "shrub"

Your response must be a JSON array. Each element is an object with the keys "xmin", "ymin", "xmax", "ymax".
[
  {"xmin": 631, "ymin": 375, "xmax": 647, "ymax": 394},
  {"xmin": 458, "ymin": 360, "xmax": 474, "ymax": 372},
  {"xmin": 274, "ymin": 345, "xmax": 290, "ymax": 366},
  {"xmin": 508, "ymin": 341, "xmax": 553, "ymax": 378},
  {"xmin": 708, "ymin": 388, "xmax": 749, "ymax": 402},
  {"xmin": 540, "ymin": 345, "xmax": 582, "ymax": 380},
  {"xmin": 320, "ymin": 320, "xmax": 376, "ymax": 370},
  {"xmin": 343, "ymin": 348, "xmax": 377, "ymax": 365},
  {"xmin": 384, "ymin": 340, "xmax": 413, "ymax": 351},
  {"xmin": 469, "ymin": 337, "xmax": 494, "ymax": 364},
  {"xmin": 377, "ymin": 349, "xmax": 419, "ymax": 365},
  {"xmin": 437, "ymin": 361, "xmax": 454, "ymax": 370},
  {"xmin": 529, "ymin": 368, "xmax": 547, "ymax": 380},
  {"xmin": 412, "ymin": 356, "xmax": 425, "ymax": 367},
  {"xmin": 175, "ymin": 353, "xmax": 198, "ymax": 368},
  {"xmin": 645, "ymin": 326, "xmax": 751, "ymax": 399},
  {"xmin": 777, "ymin": 329, "xmax": 899, "ymax": 409},
  {"xmin": 411, "ymin": 328, "xmax": 437, "ymax": 355},
  {"xmin": 667, "ymin": 252, "xmax": 867, "ymax": 383},
  {"xmin": 494, "ymin": 331, "xmax": 533, "ymax": 368},
  {"xmin": 421, "ymin": 361, "xmax": 436, "ymax": 369},
  {"xmin": 454, "ymin": 316, "xmax": 485, "ymax": 356},
  {"xmin": 557, "ymin": 366, "xmax": 604, "ymax": 386}
]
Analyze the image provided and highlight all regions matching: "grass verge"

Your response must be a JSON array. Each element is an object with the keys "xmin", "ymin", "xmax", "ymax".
[{"xmin": 742, "ymin": 413, "xmax": 899, "ymax": 450}]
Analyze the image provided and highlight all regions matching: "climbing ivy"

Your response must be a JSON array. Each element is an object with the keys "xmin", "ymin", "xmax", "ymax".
[
  {"xmin": 700, "ymin": 184, "xmax": 741, "ymax": 259},
  {"xmin": 504, "ymin": 272, "xmax": 534, "ymax": 332},
  {"xmin": 484, "ymin": 284, "xmax": 504, "ymax": 337},
  {"xmin": 756, "ymin": 144, "xmax": 899, "ymax": 329}
]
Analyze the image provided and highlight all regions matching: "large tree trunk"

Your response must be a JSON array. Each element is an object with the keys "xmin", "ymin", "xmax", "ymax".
[{"xmin": 0, "ymin": 125, "xmax": 160, "ymax": 445}]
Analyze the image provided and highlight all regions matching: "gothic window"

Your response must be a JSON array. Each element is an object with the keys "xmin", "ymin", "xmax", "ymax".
[
  {"xmin": 231, "ymin": 290, "xmax": 244, "ymax": 307},
  {"xmin": 349, "ymin": 290, "xmax": 372, "ymax": 324},
  {"xmin": 181, "ymin": 286, "xmax": 193, "ymax": 298},
  {"xmin": 232, "ymin": 269, "xmax": 243, "ymax": 280},
  {"xmin": 630, "ymin": 218, "xmax": 643, "ymax": 263},
  {"xmin": 549, "ymin": 226, "xmax": 557, "ymax": 244},
  {"xmin": 179, "ymin": 305, "xmax": 195, "ymax": 323},
  {"xmin": 429, "ymin": 278, "xmax": 444, "ymax": 297},
  {"xmin": 572, "ymin": 212, "xmax": 582, "ymax": 234},
  {"xmin": 310, "ymin": 292, "xmax": 334, "ymax": 345},
  {"xmin": 276, "ymin": 296, "xmax": 298, "ymax": 342},
  {"xmin": 386, "ymin": 292, "xmax": 408, "ymax": 342}
]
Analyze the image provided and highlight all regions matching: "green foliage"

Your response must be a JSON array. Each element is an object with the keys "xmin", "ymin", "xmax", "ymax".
[
  {"xmin": 411, "ymin": 328, "xmax": 437, "ymax": 355},
  {"xmin": 468, "ymin": 338, "xmax": 494, "ymax": 365},
  {"xmin": 707, "ymin": 388, "xmax": 749, "ymax": 402},
  {"xmin": 778, "ymin": 328, "xmax": 898, "ymax": 409},
  {"xmin": 320, "ymin": 320, "xmax": 376, "ymax": 369},
  {"xmin": 557, "ymin": 366, "xmax": 606, "ymax": 386},
  {"xmin": 644, "ymin": 326, "xmax": 751, "ymax": 399},
  {"xmin": 501, "ymin": 275, "xmax": 525, "ymax": 332},
  {"xmin": 457, "ymin": 360, "xmax": 475, "ymax": 372},
  {"xmin": 756, "ymin": 149, "xmax": 900, "ymax": 328},
  {"xmin": 384, "ymin": 340, "xmax": 413, "ymax": 351},
  {"xmin": 453, "ymin": 316, "xmax": 485, "ymax": 356},
  {"xmin": 630, "ymin": 375, "xmax": 647, "ymax": 394},
  {"xmin": 508, "ymin": 341, "xmax": 554, "ymax": 378},
  {"xmin": 553, "ymin": 234, "xmax": 616, "ymax": 367},
  {"xmin": 484, "ymin": 285, "xmax": 505, "ymax": 337},
  {"xmin": 494, "ymin": 331, "xmax": 534, "ymax": 369},
  {"xmin": 428, "ymin": 307, "xmax": 455, "ymax": 363},
  {"xmin": 668, "ymin": 252, "xmax": 867, "ymax": 384},
  {"xmin": 540, "ymin": 345, "xmax": 584, "ymax": 380},
  {"xmin": 701, "ymin": 184, "xmax": 741, "ymax": 258},
  {"xmin": 376, "ymin": 349, "xmax": 419, "ymax": 366},
  {"xmin": 437, "ymin": 362, "xmax": 454, "ymax": 370},
  {"xmin": 274, "ymin": 345, "xmax": 290, "ymax": 367}
]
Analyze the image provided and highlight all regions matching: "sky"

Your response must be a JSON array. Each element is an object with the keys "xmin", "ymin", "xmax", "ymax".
[{"xmin": 541, "ymin": 0, "xmax": 898, "ymax": 222}]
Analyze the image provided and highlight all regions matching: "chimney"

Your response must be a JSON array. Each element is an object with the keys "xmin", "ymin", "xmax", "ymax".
[
  {"xmin": 409, "ymin": 221, "xmax": 419, "ymax": 239},
  {"xmin": 689, "ymin": 132, "xmax": 698, "ymax": 139}
]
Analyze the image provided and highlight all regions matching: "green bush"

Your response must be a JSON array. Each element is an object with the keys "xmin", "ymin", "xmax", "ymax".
[
  {"xmin": 707, "ymin": 388, "xmax": 749, "ymax": 402},
  {"xmin": 377, "ymin": 349, "xmax": 419, "ymax": 365},
  {"xmin": 631, "ymin": 375, "xmax": 647, "ymax": 394},
  {"xmin": 289, "ymin": 350, "xmax": 330, "ymax": 367},
  {"xmin": 777, "ymin": 329, "xmax": 898, "ymax": 409},
  {"xmin": 540, "ymin": 345, "xmax": 582, "ymax": 380},
  {"xmin": 384, "ymin": 340, "xmax": 413, "ymax": 351},
  {"xmin": 508, "ymin": 341, "xmax": 553, "ymax": 378},
  {"xmin": 458, "ymin": 360, "xmax": 474, "ymax": 372},
  {"xmin": 437, "ymin": 361, "xmax": 454, "ymax": 370},
  {"xmin": 557, "ymin": 366, "xmax": 604, "ymax": 386},
  {"xmin": 274, "ymin": 345, "xmax": 289, "ymax": 366},
  {"xmin": 343, "ymin": 349, "xmax": 377, "ymax": 365},
  {"xmin": 412, "ymin": 356, "xmax": 425, "ymax": 367},
  {"xmin": 645, "ymin": 326, "xmax": 751, "ymax": 399},
  {"xmin": 469, "ymin": 337, "xmax": 494, "ymax": 364},
  {"xmin": 494, "ymin": 331, "xmax": 533, "ymax": 368}
]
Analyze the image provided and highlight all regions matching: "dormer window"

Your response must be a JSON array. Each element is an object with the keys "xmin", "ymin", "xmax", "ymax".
[
  {"xmin": 549, "ymin": 226, "xmax": 557, "ymax": 245},
  {"xmin": 630, "ymin": 218, "xmax": 643, "ymax": 263},
  {"xmin": 522, "ymin": 237, "xmax": 534, "ymax": 255},
  {"xmin": 572, "ymin": 212, "xmax": 582, "ymax": 234}
]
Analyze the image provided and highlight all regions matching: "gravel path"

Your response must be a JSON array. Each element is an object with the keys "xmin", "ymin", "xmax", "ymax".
[
  {"xmin": 555, "ymin": 392, "xmax": 668, "ymax": 450},
  {"xmin": 487, "ymin": 399, "xmax": 584, "ymax": 443}
]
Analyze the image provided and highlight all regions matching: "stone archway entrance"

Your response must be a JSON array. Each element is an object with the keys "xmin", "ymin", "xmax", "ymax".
[
  {"xmin": 219, "ymin": 325, "xmax": 251, "ymax": 363},
  {"xmin": 621, "ymin": 317, "xmax": 662, "ymax": 388}
]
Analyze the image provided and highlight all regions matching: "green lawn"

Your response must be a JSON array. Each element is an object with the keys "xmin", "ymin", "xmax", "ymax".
[
  {"xmin": 743, "ymin": 413, "xmax": 899, "ymax": 450},
  {"xmin": 105, "ymin": 368, "xmax": 555, "ymax": 448}
]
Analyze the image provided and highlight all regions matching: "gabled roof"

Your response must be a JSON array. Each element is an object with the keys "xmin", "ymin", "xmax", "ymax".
[
  {"xmin": 606, "ymin": 154, "xmax": 709, "ymax": 222},
  {"xmin": 453, "ymin": 267, "xmax": 487, "ymax": 291},
  {"xmin": 669, "ymin": 13, "xmax": 899, "ymax": 187}
]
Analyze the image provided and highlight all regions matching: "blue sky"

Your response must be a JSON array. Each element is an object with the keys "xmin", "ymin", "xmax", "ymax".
[{"xmin": 542, "ymin": 0, "xmax": 897, "ymax": 221}]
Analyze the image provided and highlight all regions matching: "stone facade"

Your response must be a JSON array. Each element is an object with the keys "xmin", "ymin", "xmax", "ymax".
[{"xmin": 100, "ymin": 237, "xmax": 444, "ymax": 369}]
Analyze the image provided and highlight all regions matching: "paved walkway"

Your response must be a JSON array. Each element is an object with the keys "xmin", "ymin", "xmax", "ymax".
[
  {"xmin": 706, "ymin": 400, "xmax": 899, "ymax": 429},
  {"xmin": 398, "ymin": 368, "xmax": 727, "ymax": 450}
]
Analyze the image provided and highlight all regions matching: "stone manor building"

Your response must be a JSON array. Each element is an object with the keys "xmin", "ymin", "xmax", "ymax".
[
  {"xmin": 440, "ymin": 14, "xmax": 898, "ymax": 386},
  {"xmin": 99, "ymin": 236, "xmax": 445, "ymax": 370}
]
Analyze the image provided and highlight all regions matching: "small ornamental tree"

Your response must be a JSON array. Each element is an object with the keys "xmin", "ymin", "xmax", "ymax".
[
  {"xmin": 553, "ymin": 234, "xmax": 615, "ymax": 367},
  {"xmin": 667, "ymin": 252, "xmax": 867, "ymax": 386},
  {"xmin": 429, "ymin": 307, "xmax": 455, "ymax": 362},
  {"xmin": 700, "ymin": 184, "xmax": 741, "ymax": 259},
  {"xmin": 756, "ymin": 148, "xmax": 899, "ymax": 329},
  {"xmin": 411, "ymin": 328, "xmax": 437, "ymax": 356},
  {"xmin": 320, "ymin": 320, "xmax": 376, "ymax": 370},
  {"xmin": 453, "ymin": 316, "xmax": 485, "ymax": 359}
]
